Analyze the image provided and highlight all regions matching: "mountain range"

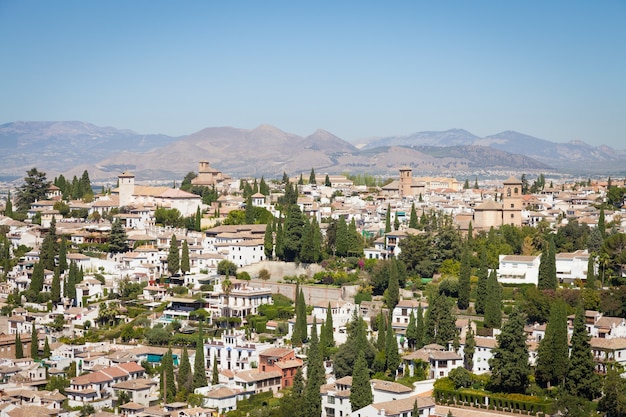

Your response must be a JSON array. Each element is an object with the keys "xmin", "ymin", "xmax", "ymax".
[{"xmin": 0, "ymin": 121, "xmax": 623, "ymax": 182}]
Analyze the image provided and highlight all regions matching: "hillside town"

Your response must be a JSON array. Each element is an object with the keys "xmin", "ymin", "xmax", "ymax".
[{"xmin": 0, "ymin": 161, "xmax": 625, "ymax": 417}]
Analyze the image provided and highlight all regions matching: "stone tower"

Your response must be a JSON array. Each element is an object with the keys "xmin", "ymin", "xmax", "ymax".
[
  {"xmin": 118, "ymin": 171, "xmax": 135, "ymax": 208},
  {"xmin": 399, "ymin": 166, "xmax": 413, "ymax": 198},
  {"xmin": 502, "ymin": 176, "xmax": 523, "ymax": 227}
]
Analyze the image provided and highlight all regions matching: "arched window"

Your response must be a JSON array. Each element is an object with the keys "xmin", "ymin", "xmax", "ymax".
[{"xmin": 506, "ymin": 187, "xmax": 511, "ymax": 197}]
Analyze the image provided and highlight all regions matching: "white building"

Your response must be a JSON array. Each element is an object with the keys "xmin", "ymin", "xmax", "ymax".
[
  {"xmin": 353, "ymin": 395, "xmax": 436, "ymax": 417},
  {"xmin": 497, "ymin": 254, "xmax": 541, "ymax": 286},
  {"xmin": 556, "ymin": 249, "xmax": 590, "ymax": 284}
]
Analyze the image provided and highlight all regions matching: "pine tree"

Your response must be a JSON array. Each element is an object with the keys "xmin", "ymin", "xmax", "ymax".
[
  {"xmin": 464, "ymin": 322, "xmax": 475, "ymax": 371},
  {"xmin": 484, "ymin": 269, "xmax": 502, "ymax": 329},
  {"xmin": 350, "ymin": 350, "xmax": 373, "ymax": 411},
  {"xmin": 31, "ymin": 325, "xmax": 38, "ymax": 359},
  {"xmin": 409, "ymin": 203, "xmax": 418, "ymax": 229},
  {"xmin": 177, "ymin": 346, "xmax": 192, "ymax": 394},
  {"xmin": 109, "ymin": 218, "xmax": 129, "ymax": 253},
  {"xmin": 385, "ymin": 204, "xmax": 391, "ymax": 233},
  {"xmin": 15, "ymin": 334, "xmax": 23, "ymax": 359},
  {"xmin": 538, "ymin": 236, "xmax": 557, "ymax": 290},
  {"xmin": 180, "ymin": 240, "xmax": 190, "ymax": 275},
  {"xmin": 566, "ymin": 304, "xmax": 601, "ymax": 400},
  {"xmin": 457, "ymin": 244, "xmax": 471, "ymax": 310},
  {"xmin": 167, "ymin": 234, "xmax": 180, "ymax": 275},
  {"xmin": 536, "ymin": 300, "xmax": 569, "ymax": 388},
  {"xmin": 192, "ymin": 324, "xmax": 207, "ymax": 389},
  {"xmin": 475, "ymin": 248, "xmax": 488, "ymax": 315},
  {"xmin": 488, "ymin": 309, "xmax": 530, "ymax": 394}
]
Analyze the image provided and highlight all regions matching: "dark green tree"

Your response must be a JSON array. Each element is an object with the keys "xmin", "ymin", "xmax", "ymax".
[
  {"xmin": 425, "ymin": 294, "xmax": 457, "ymax": 346},
  {"xmin": 283, "ymin": 204, "xmax": 306, "ymax": 262},
  {"xmin": 598, "ymin": 207, "xmax": 606, "ymax": 238},
  {"xmin": 333, "ymin": 312, "xmax": 376, "ymax": 378},
  {"xmin": 40, "ymin": 231, "xmax": 57, "ymax": 271},
  {"xmin": 538, "ymin": 236, "xmax": 557, "ymax": 290},
  {"xmin": 385, "ymin": 204, "xmax": 391, "ymax": 233},
  {"xmin": 180, "ymin": 240, "xmax": 190, "ymax": 275},
  {"xmin": 304, "ymin": 317, "xmax": 324, "ymax": 417},
  {"xmin": 585, "ymin": 253, "xmax": 596, "ymax": 289},
  {"xmin": 58, "ymin": 237, "xmax": 68, "ymax": 273},
  {"xmin": 409, "ymin": 203, "xmax": 418, "ymax": 229},
  {"xmin": 565, "ymin": 304, "xmax": 601, "ymax": 400},
  {"xmin": 309, "ymin": 168, "xmax": 316, "ymax": 185},
  {"xmin": 324, "ymin": 174, "xmax": 331, "ymax": 187},
  {"xmin": 292, "ymin": 288, "xmax": 307, "ymax": 346},
  {"xmin": 335, "ymin": 217, "xmax": 349, "ymax": 257},
  {"xmin": 109, "ymin": 219, "xmax": 129, "ymax": 253},
  {"xmin": 42, "ymin": 337, "xmax": 51, "ymax": 359},
  {"xmin": 386, "ymin": 259, "xmax": 399, "ymax": 309},
  {"xmin": 394, "ymin": 212, "xmax": 400, "ymax": 231},
  {"xmin": 31, "ymin": 325, "xmax": 38, "ymax": 359},
  {"xmin": 30, "ymin": 261, "xmax": 45, "ymax": 293},
  {"xmin": 535, "ymin": 299, "xmax": 569, "ymax": 388},
  {"xmin": 350, "ymin": 350, "xmax": 373, "ymax": 411},
  {"xmin": 464, "ymin": 322, "xmax": 475, "ymax": 371},
  {"xmin": 212, "ymin": 353, "xmax": 219, "ymax": 385},
  {"xmin": 597, "ymin": 364, "xmax": 626, "ymax": 417},
  {"xmin": 274, "ymin": 218, "xmax": 284, "ymax": 260},
  {"xmin": 245, "ymin": 195, "xmax": 255, "ymax": 224},
  {"xmin": 192, "ymin": 324, "xmax": 207, "ymax": 389},
  {"xmin": 385, "ymin": 313, "xmax": 400, "ymax": 377},
  {"xmin": 161, "ymin": 348, "xmax": 176, "ymax": 402},
  {"xmin": 406, "ymin": 311, "xmax": 418, "ymax": 350},
  {"xmin": 177, "ymin": 346, "xmax": 192, "ymax": 395},
  {"xmin": 15, "ymin": 334, "xmax": 23, "ymax": 359},
  {"xmin": 457, "ymin": 244, "xmax": 471, "ymax": 310},
  {"xmin": 320, "ymin": 302, "xmax": 335, "ymax": 359},
  {"xmin": 51, "ymin": 267, "xmax": 61, "ymax": 303},
  {"xmin": 488, "ymin": 309, "xmax": 530, "ymax": 394},
  {"xmin": 474, "ymin": 248, "xmax": 488, "ymax": 315},
  {"xmin": 415, "ymin": 304, "xmax": 426, "ymax": 349},
  {"xmin": 16, "ymin": 168, "xmax": 49, "ymax": 212},
  {"xmin": 167, "ymin": 234, "xmax": 180, "ymax": 275},
  {"xmin": 484, "ymin": 269, "xmax": 502, "ymax": 329},
  {"xmin": 264, "ymin": 220, "xmax": 274, "ymax": 259}
]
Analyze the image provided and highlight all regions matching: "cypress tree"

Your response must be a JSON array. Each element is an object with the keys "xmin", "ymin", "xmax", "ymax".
[
  {"xmin": 30, "ymin": 261, "xmax": 45, "ymax": 293},
  {"xmin": 566, "ymin": 304, "xmax": 601, "ymax": 400},
  {"xmin": 275, "ymin": 218, "xmax": 284, "ymax": 260},
  {"xmin": 192, "ymin": 324, "xmax": 207, "ymax": 389},
  {"xmin": 585, "ymin": 254, "xmax": 596, "ymax": 289},
  {"xmin": 15, "ymin": 334, "xmax": 23, "ymax": 359},
  {"xmin": 324, "ymin": 174, "xmax": 331, "ymax": 187},
  {"xmin": 299, "ymin": 219, "xmax": 315, "ymax": 263},
  {"xmin": 180, "ymin": 240, "xmax": 190, "ymax": 275},
  {"xmin": 283, "ymin": 204, "xmax": 305, "ymax": 262},
  {"xmin": 385, "ymin": 204, "xmax": 391, "ymax": 233},
  {"xmin": 51, "ymin": 267, "xmax": 61, "ymax": 304},
  {"xmin": 31, "ymin": 325, "xmax": 38, "ymax": 359},
  {"xmin": 58, "ymin": 237, "xmax": 68, "ymax": 273},
  {"xmin": 457, "ymin": 244, "xmax": 471, "ymax": 310},
  {"xmin": 309, "ymin": 168, "xmax": 316, "ymax": 185},
  {"xmin": 350, "ymin": 350, "xmax": 372, "ymax": 411},
  {"xmin": 347, "ymin": 218, "xmax": 363, "ymax": 256},
  {"xmin": 195, "ymin": 206, "xmax": 202, "ymax": 231},
  {"xmin": 311, "ymin": 217, "xmax": 322, "ymax": 262},
  {"xmin": 538, "ymin": 236, "xmax": 557, "ymax": 290},
  {"xmin": 412, "ymin": 399, "xmax": 419, "ymax": 417},
  {"xmin": 406, "ymin": 311, "xmax": 418, "ymax": 350},
  {"xmin": 245, "ymin": 195, "xmax": 255, "ymax": 224},
  {"xmin": 488, "ymin": 309, "xmax": 530, "ymax": 394},
  {"xmin": 293, "ymin": 288, "xmax": 307, "ymax": 346},
  {"xmin": 212, "ymin": 353, "xmax": 219, "ymax": 385},
  {"xmin": 385, "ymin": 313, "xmax": 400, "ymax": 377},
  {"xmin": 161, "ymin": 348, "xmax": 176, "ymax": 402},
  {"xmin": 40, "ymin": 233, "xmax": 56, "ymax": 272},
  {"xmin": 42, "ymin": 337, "xmax": 51, "ymax": 359},
  {"xmin": 333, "ymin": 312, "xmax": 376, "ymax": 378},
  {"xmin": 386, "ymin": 260, "xmax": 399, "ymax": 309},
  {"xmin": 335, "ymin": 217, "xmax": 349, "ymax": 257},
  {"xmin": 598, "ymin": 207, "xmax": 606, "ymax": 238},
  {"xmin": 464, "ymin": 322, "xmax": 476, "ymax": 371},
  {"xmin": 304, "ymin": 317, "xmax": 324, "ymax": 417},
  {"xmin": 320, "ymin": 302, "xmax": 335, "ymax": 359},
  {"xmin": 409, "ymin": 203, "xmax": 418, "ymax": 229},
  {"xmin": 376, "ymin": 312, "xmax": 387, "ymax": 352},
  {"xmin": 167, "ymin": 234, "xmax": 180, "ymax": 275},
  {"xmin": 536, "ymin": 300, "xmax": 569, "ymax": 388},
  {"xmin": 415, "ymin": 304, "xmax": 425, "ymax": 349},
  {"xmin": 484, "ymin": 269, "xmax": 502, "ymax": 329},
  {"xmin": 394, "ymin": 212, "xmax": 400, "ymax": 231},
  {"xmin": 475, "ymin": 248, "xmax": 488, "ymax": 315},
  {"xmin": 425, "ymin": 294, "xmax": 457, "ymax": 346},
  {"xmin": 177, "ymin": 346, "xmax": 192, "ymax": 394},
  {"xmin": 264, "ymin": 220, "xmax": 274, "ymax": 259}
]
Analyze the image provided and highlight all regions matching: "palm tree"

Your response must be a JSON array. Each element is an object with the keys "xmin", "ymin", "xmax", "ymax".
[{"xmin": 221, "ymin": 277, "xmax": 233, "ymax": 327}]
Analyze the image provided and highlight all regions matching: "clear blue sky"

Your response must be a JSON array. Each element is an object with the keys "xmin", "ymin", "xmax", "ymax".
[{"xmin": 1, "ymin": 1, "xmax": 625, "ymax": 148}]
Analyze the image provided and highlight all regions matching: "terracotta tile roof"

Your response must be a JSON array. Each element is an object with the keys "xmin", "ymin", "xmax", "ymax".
[{"xmin": 370, "ymin": 395, "xmax": 436, "ymax": 415}]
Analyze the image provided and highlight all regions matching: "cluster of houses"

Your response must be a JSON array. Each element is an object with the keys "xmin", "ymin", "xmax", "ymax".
[{"xmin": 0, "ymin": 164, "xmax": 624, "ymax": 415}]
